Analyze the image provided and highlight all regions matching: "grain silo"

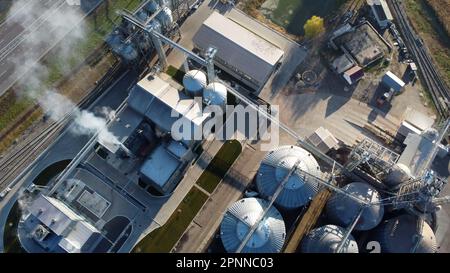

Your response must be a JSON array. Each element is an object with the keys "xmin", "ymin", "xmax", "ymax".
[
  {"xmin": 256, "ymin": 145, "xmax": 321, "ymax": 209},
  {"xmin": 373, "ymin": 214, "xmax": 437, "ymax": 253},
  {"xmin": 203, "ymin": 82, "xmax": 227, "ymax": 108},
  {"xmin": 156, "ymin": 6, "xmax": 173, "ymax": 31},
  {"xmin": 384, "ymin": 163, "xmax": 412, "ymax": 187},
  {"xmin": 301, "ymin": 225, "xmax": 359, "ymax": 253},
  {"xmin": 220, "ymin": 198, "xmax": 286, "ymax": 253},
  {"xmin": 326, "ymin": 182, "xmax": 384, "ymax": 231},
  {"xmin": 183, "ymin": 70, "xmax": 207, "ymax": 97}
]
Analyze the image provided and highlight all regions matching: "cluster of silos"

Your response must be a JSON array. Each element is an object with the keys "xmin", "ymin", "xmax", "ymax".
[
  {"xmin": 256, "ymin": 145, "xmax": 321, "ymax": 210},
  {"xmin": 300, "ymin": 182, "xmax": 384, "ymax": 253},
  {"xmin": 105, "ymin": 1, "xmax": 173, "ymax": 63},
  {"xmin": 220, "ymin": 198, "xmax": 286, "ymax": 253},
  {"xmin": 182, "ymin": 69, "xmax": 228, "ymax": 109}
]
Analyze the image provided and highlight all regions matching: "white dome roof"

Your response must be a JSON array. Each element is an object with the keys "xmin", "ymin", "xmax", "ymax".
[
  {"xmin": 256, "ymin": 145, "xmax": 321, "ymax": 209},
  {"xmin": 326, "ymin": 182, "xmax": 384, "ymax": 231},
  {"xmin": 220, "ymin": 198, "xmax": 286, "ymax": 253},
  {"xmin": 203, "ymin": 82, "xmax": 227, "ymax": 107},
  {"xmin": 384, "ymin": 163, "xmax": 412, "ymax": 187},
  {"xmin": 374, "ymin": 214, "xmax": 437, "ymax": 253},
  {"xmin": 183, "ymin": 70, "xmax": 207, "ymax": 96},
  {"xmin": 301, "ymin": 225, "xmax": 359, "ymax": 253}
]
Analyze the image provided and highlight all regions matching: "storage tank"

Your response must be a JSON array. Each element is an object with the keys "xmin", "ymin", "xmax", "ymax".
[
  {"xmin": 256, "ymin": 145, "xmax": 321, "ymax": 209},
  {"xmin": 326, "ymin": 182, "xmax": 384, "ymax": 231},
  {"xmin": 143, "ymin": 0, "xmax": 159, "ymax": 13},
  {"xmin": 183, "ymin": 70, "xmax": 207, "ymax": 97},
  {"xmin": 120, "ymin": 42, "xmax": 138, "ymax": 62},
  {"xmin": 220, "ymin": 198, "xmax": 286, "ymax": 253},
  {"xmin": 373, "ymin": 214, "xmax": 437, "ymax": 253},
  {"xmin": 146, "ymin": 19, "xmax": 162, "ymax": 33},
  {"xmin": 156, "ymin": 7, "xmax": 173, "ymax": 31},
  {"xmin": 203, "ymin": 82, "xmax": 227, "ymax": 108},
  {"xmin": 384, "ymin": 163, "xmax": 412, "ymax": 187},
  {"xmin": 301, "ymin": 225, "xmax": 359, "ymax": 253}
]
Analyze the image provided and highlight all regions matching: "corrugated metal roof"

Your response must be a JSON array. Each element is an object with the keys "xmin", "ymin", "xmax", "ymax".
[
  {"xmin": 301, "ymin": 225, "xmax": 359, "ymax": 253},
  {"xmin": 373, "ymin": 214, "xmax": 437, "ymax": 253},
  {"xmin": 326, "ymin": 182, "xmax": 384, "ymax": 231},
  {"xmin": 193, "ymin": 12, "xmax": 283, "ymax": 84},
  {"xmin": 220, "ymin": 198, "xmax": 286, "ymax": 253},
  {"xmin": 256, "ymin": 145, "xmax": 321, "ymax": 209}
]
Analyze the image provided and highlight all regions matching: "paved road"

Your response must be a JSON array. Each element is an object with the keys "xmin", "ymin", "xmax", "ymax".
[
  {"xmin": 0, "ymin": 0, "xmax": 83, "ymax": 96},
  {"xmin": 172, "ymin": 143, "xmax": 267, "ymax": 253}
]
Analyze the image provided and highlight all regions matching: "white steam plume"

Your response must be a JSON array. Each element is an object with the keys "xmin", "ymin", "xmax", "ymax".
[{"xmin": 6, "ymin": 1, "xmax": 119, "ymax": 146}]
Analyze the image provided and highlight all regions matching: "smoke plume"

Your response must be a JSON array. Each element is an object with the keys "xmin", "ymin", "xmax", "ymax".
[{"xmin": 6, "ymin": 0, "xmax": 119, "ymax": 145}]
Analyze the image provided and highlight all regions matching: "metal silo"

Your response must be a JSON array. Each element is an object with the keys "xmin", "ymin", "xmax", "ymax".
[
  {"xmin": 373, "ymin": 214, "xmax": 437, "ymax": 253},
  {"xmin": 156, "ymin": 7, "xmax": 173, "ymax": 32},
  {"xmin": 384, "ymin": 163, "xmax": 412, "ymax": 187},
  {"xmin": 220, "ymin": 198, "xmax": 286, "ymax": 253},
  {"xmin": 326, "ymin": 182, "xmax": 384, "ymax": 231},
  {"xmin": 143, "ymin": 1, "xmax": 159, "ymax": 13},
  {"xmin": 183, "ymin": 70, "xmax": 207, "ymax": 97},
  {"xmin": 301, "ymin": 225, "xmax": 359, "ymax": 253},
  {"xmin": 203, "ymin": 82, "xmax": 227, "ymax": 108},
  {"xmin": 256, "ymin": 145, "xmax": 321, "ymax": 209}
]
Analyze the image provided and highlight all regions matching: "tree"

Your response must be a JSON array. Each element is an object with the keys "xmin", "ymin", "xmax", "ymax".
[{"xmin": 303, "ymin": 15, "xmax": 325, "ymax": 39}]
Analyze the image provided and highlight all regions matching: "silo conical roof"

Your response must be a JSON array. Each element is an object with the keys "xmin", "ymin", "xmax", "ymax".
[
  {"xmin": 256, "ymin": 145, "xmax": 321, "ymax": 209},
  {"xmin": 220, "ymin": 198, "xmax": 286, "ymax": 253},
  {"xmin": 326, "ymin": 182, "xmax": 384, "ymax": 231}
]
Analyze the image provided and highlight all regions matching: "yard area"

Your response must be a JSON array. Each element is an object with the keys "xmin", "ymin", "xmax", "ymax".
[
  {"xmin": 132, "ymin": 187, "xmax": 208, "ymax": 253},
  {"xmin": 196, "ymin": 140, "xmax": 242, "ymax": 193}
]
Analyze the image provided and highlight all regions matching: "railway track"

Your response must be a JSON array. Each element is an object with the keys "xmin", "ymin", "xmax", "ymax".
[
  {"xmin": 390, "ymin": 0, "xmax": 450, "ymax": 119},
  {"xmin": 0, "ymin": 0, "xmax": 65, "ymax": 62},
  {"xmin": 0, "ymin": 61, "xmax": 122, "ymax": 191}
]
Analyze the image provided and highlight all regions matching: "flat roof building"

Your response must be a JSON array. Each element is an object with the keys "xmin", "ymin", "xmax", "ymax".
[
  {"xmin": 367, "ymin": 0, "xmax": 393, "ymax": 29},
  {"xmin": 139, "ymin": 141, "xmax": 189, "ymax": 194},
  {"xmin": 382, "ymin": 71, "xmax": 405, "ymax": 92},
  {"xmin": 193, "ymin": 12, "xmax": 284, "ymax": 91},
  {"xmin": 23, "ymin": 194, "xmax": 103, "ymax": 253}
]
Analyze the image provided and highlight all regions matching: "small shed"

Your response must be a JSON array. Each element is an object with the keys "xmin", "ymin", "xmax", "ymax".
[
  {"xmin": 343, "ymin": 66, "xmax": 364, "ymax": 85},
  {"xmin": 307, "ymin": 127, "xmax": 339, "ymax": 154},
  {"xmin": 382, "ymin": 71, "xmax": 405, "ymax": 92}
]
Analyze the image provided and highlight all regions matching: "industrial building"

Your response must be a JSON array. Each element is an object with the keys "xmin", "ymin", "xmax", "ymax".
[
  {"xmin": 367, "ymin": 0, "xmax": 394, "ymax": 29},
  {"xmin": 21, "ymin": 194, "xmax": 105, "ymax": 253},
  {"xmin": 193, "ymin": 12, "xmax": 284, "ymax": 91},
  {"xmin": 333, "ymin": 22, "xmax": 390, "ymax": 68}
]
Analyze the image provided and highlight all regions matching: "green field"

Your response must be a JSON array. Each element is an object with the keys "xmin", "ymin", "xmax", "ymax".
[
  {"xmin": 166, "ymin": 65, "xmax": 186, "ymax": 83},
  {"xmin": 196, "ymin": 140, "xmax": 242, "ymax": 193},
  {"xmin": 132, "ymin": 187, "xmax": 208, "ymax": 253}
]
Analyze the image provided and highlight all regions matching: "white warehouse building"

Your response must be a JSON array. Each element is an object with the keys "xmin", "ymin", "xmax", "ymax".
[{"xmin": 193, "ymin": 12, "xmax": 284, "ymax": 91}]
